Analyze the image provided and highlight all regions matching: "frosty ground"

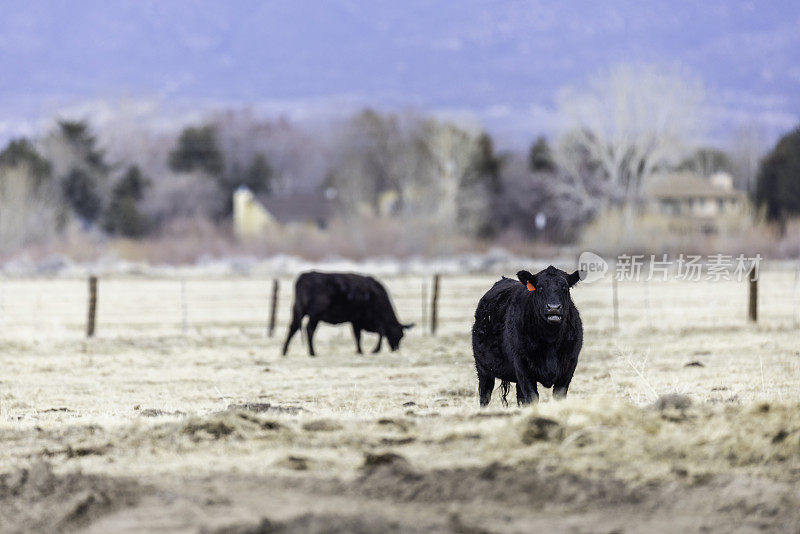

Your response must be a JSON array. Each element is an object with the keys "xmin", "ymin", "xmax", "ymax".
[{"xmin": 1, "ymin": 274, "xmax": 799, "ymax": 533}]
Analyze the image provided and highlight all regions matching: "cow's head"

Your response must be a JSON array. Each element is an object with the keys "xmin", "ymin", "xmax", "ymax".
[
  {"xmin": 517, "ymin": 266, "xmax": 581, "ymax": 325},
  {"xmin": 386, "ymin": 322, "xmax": 414, "ymax": 351}
]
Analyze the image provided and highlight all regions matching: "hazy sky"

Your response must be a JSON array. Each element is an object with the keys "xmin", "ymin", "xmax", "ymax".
[{"xmin": 1, "ymin": 1, "xmax": 798, "ymax": 147}]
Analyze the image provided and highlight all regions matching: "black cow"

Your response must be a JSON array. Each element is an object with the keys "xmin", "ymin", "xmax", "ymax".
[
  {"xmin": 472, "ymin": 266, "xmax": 583, "ymax": 406},
  {"xmin": 282, "ymin": 271, "xmax": 413, "ymax": 356}
]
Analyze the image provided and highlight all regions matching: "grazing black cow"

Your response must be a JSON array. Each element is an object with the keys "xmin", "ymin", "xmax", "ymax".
[
  {"xmin": 282, "ymin": 271, "xmax": 413, "ymax": 356},
  {"xmin": 472, "ymin": 266, "xmax": 583, "ymax": 406}
]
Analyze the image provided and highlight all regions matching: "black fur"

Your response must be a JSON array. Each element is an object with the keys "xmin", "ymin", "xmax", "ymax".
[
  {"xmin": 472, "ymin": 265, "xmax": 583, "ymax": 406},
  {"xmin": 282, "ymin": 271, "xmax": 413, "ymax": 357}
]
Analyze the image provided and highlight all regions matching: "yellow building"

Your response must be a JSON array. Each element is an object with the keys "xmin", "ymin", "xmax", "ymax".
[
  {"xmin": 232, "ymin": 186, "xmax": 336, "ymax": 239},
  {"xmin": 233, "ymin": 186, "xmax": 275, "ymax": 239}
]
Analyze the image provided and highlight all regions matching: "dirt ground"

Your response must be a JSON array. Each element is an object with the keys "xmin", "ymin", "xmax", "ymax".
[{"xmin": 1, "ymin": 274, "xmax": 799, "ymax": 533}]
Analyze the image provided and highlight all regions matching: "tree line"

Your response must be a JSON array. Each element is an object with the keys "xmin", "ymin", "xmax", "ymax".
[{"xmin": 1, "ymin": 64, "xmax": 798, "ymax": 254}]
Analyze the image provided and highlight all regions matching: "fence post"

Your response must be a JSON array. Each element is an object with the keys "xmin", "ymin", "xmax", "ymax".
[
  {"xmin": 612, "ymin": 276, "xmax": 619, "ymax": 332},
  {"xmin": 748, "ymin": 267, "xmax": 758, "ymax": 323},
  {"xmin": 86, "ymin": 276, "xmax": 98, "ymax": 338},
  {"xmin": 268, "ymin": 279, "xmax": 279, "ymax": 337},
  {"xmin": 430, "ymin": 274, "xmax": 440, "ymax": 336},
  {"xmin": 181, "ymin": 278, "xmax": 188, "ymax": 335}
]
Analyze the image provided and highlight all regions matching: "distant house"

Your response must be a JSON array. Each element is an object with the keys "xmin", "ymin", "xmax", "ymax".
[
  {"xmin": 233, "ymin": 186, "xmax": 337, "ymax": 239},
  {"xmin": 233, "ymin": 187, "xmax": 275, "ymax": 238},
  {"xmin": 646, "ymin": 172, "xmax": 749, "ymax": 233}
]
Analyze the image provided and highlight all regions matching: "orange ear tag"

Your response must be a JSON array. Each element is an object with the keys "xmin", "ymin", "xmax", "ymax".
[{"xmin": 526, "ymin": 281, "xmax": 535, "ymax": 291}]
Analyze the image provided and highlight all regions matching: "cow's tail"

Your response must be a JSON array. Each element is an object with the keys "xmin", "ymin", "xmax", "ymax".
[{"xmin": 499, "ymin": 380, "xmax": 511, "ymax": 407}]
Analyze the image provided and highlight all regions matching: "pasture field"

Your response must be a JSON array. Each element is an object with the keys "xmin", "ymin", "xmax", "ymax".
[{"xmin": 1, "ymin": 272, "xmax": 799, "ymax": 533}]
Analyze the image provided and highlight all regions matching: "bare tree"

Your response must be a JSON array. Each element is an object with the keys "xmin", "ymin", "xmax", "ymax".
[
  {"xmin": 555, "ymin": 63, "xmax": 706, "ymax": 212},
  {"xmin": 141, "ymin": 170, "xmax": 224, "ymax": 227},
  {"xmin": 325, "ymin": 111, "xmax": 484, "ymax": 252},
  {"xmin": 680, "ymin": 147, "xmax": 734, "ymax": 178},
  {"xmin": 0, "ymin": 164, "xmax": 64, "ymax": 251},
  {"xmin": 328, "ymin": 110, "xmax": 413, "ymax": 216},
  {"xmin": 208, "ymin": 109, "xmax": 328, "ymax": 194},
  {"xmin": 415, "ymin": 119, "xmax": 479, "ymax": 234}
]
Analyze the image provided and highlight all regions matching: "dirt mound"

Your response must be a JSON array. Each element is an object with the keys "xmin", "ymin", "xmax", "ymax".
[
  {"xmin": 354, "ymin": 453, "xmax": 640, "ymax": 507},
  {"xmin": 224, "ymin": 403, "xmax": 306, "ymax": 416},
  {"xmin": 179, "ymin": 411, "xmax": 285, "ymax": 441},
  {"xmin": 206, "ymin": 513, "xmax": 430, "ymax": 534},
  {"xmin": 301, "ymin": 419, "xmax": 342, "ymax": 432},
  {"xmin": 137, "ymin": 408, "xmax": 187, "ymax": 417},
  {"xmin": 0, "ymin": 462, "xmax": 143, "ymax": 533},
  {"xmin": 520, "ymin": 416, "xmax": 563, "ymax": 443}
]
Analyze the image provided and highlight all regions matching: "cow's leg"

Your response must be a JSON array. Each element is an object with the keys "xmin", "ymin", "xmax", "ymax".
[
  {"xmin": 514, "ymin": 374, "xmax": 539, "ymax": 405},
  {"xmin": 553, "ymin": 344, "xmax": 580, "ymax": 400},
  {"xmin": 553, "ymin": 358, "xmax": 577, "ymax": 399},
  {"xmin": 477, "ymin": 372, "xmax": 495, "ymax": 407},
  {"xmin": 305, "ymin": 317, "xmax": 320, "ymax": 357},
  {"xmin": 352, "ymin": 324, "xmax": 363, "ymax": 354},
  {"xmin": 371, "ymin": 335, "xmax": 383, "ymax": 354},
  {"xmin": 282, "ymin": 306, "xmax": 304, "ymax": 356}
]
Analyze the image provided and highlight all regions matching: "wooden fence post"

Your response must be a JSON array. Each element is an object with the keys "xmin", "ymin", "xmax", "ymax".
[
  {"xmin": 430, "ymin": 274, "xmax": 440, "ymax": 336},
  {"xmin": 612, "ymin": 276, "xmax": 619, "ymax": 332},
  {"xmin": 268, "ymin": 279, "xmax": 279, "ymax": 337},
  {"xmin": 86, "ymin": 276, "xmax": 98, "ymax": 337},
  {"xmin": 748, "ymin": 267, "xmax": 758, "ymax": 323}
]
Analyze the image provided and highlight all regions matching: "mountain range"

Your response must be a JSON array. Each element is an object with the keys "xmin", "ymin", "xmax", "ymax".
[{"xmin": 1, "ymin": 0, "xmax": 798, "ymax": 148}]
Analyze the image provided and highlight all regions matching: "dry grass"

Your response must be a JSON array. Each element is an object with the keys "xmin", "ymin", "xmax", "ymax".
[
  {"xmin": 1, "ymin": 274, "xmax": 800, "ymax": 532},
  {"xmin": 2, "ymin": 215, "xmax": 553, "ymax": 266}
]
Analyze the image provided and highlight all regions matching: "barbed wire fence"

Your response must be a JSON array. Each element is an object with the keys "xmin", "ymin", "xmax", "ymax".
[{"xmin": 0, "ymin": 267, "xmax": 798, "ymax": 342}]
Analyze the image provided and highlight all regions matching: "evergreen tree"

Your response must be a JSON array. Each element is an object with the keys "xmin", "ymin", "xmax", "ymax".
[
  {"xmin": 169, "ymin": 125, "xmax": 224, "ymax": 176},
  {"xmin": 62, "ymin": 168, "xmax": 102, "ymax": 223},
  {"xmin": 0, "ymin": 138, "xmax": 52, "ymax": 187},
  {"xmin": 756, "ymin": 126, "xmax": 800, "ymax": 223},
  {"xmin": 469, "ymin": 132, "xmax": 503, "ymax": 194},
  {"xmin": 57, "ymin": 120, "xmax": 108, "ymax": 171},
  {"xmin": 528, "ymin": 136, "xmax": 555, "ymax": 172},
  {"xmin": 243, "ymin": 153, "xmax": 273, "ymax": 194},
  {"xmin": 103, "ymin": 165, "xmax": 151, "ymax": 237}
]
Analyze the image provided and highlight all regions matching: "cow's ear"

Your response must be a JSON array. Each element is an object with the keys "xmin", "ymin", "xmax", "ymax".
[
  {"xmin": 402, "ymin": 323, "xmax": 415, "ymax": 330},
  {"xmin": 517, "ymin": 270, "xmax": 535, "ymax": 289},
  {"xmin": 568, "ymin": 270, "xmax": 582, "ymax": 288}
]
